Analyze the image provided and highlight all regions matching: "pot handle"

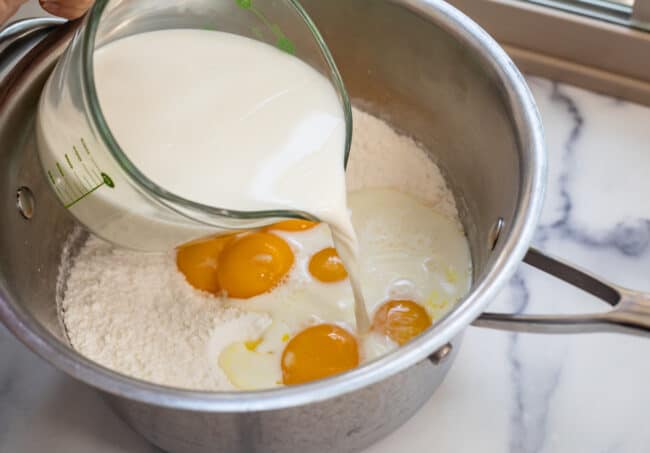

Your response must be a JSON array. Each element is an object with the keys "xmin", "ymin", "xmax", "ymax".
[
  {"xmin": 474, "ymin": 248, "xmax": 650, "ymax": 337},
  {"xmin": 0, "ymin": 17, "xmax": 66, "ymax": 47},
  {"xmin": 0, "ymin": 17, "xmax": 65, "ymax": 66}
]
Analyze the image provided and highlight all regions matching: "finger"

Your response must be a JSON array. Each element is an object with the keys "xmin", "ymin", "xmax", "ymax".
[
  {"xmin": 39, "ymin": 0, "xmax": 93, "ymax": 19},
  {"xmin": 0, "ymin": 0, "xmax": 28, "ymax": 24}
]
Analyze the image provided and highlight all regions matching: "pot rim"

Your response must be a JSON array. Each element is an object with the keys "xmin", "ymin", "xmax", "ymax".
[{"xmin": 0, "ymin": 0, "xmax": 545, "ymax": 412}]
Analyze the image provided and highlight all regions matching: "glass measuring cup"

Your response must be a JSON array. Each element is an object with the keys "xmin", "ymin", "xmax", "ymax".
[{"xmin": 36, "ymin": 0, "xmax": 352, "ymax": 251}]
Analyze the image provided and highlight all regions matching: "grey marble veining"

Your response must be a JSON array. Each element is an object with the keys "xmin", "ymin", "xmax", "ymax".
[
  {"xmin": 3, "ymin": 75, "xmax": 649, "ymax": 453},
  {"xmin": 2, "ymin": 7, "xmax": 650, "ymax": 446},
  {"xmin": 371, "ymin": 77, "xmax": 650, "ymax": 452}
]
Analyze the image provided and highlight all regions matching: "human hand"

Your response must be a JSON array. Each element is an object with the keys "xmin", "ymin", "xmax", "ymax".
[
  {"xmin": 2, "ymin": 0, "xmax": 93, "ymax": 24},
  {"xmin": 39, "ymin": 0, "xmax": 93, "ymax": 19},
  {"xmin": 1, "ymin": 0, "xmax": 28, "ymax": 23}
]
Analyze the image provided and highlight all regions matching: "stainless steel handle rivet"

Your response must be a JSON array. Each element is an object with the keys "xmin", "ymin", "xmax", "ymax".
[
  {"xmin": 16, "ymin": 186, "xmax": 34, "ymax": 219},
  {"xmin": 488, "ymin": 217, "xmax": 504, "ymax": 251},
  {"xmin": 429, "ymin": 343, "xmax": 453, "ymax": 365}
]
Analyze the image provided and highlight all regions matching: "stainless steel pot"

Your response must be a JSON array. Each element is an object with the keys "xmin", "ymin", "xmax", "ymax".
[{"xmin": 1, "ymin": 2, "xmax": 649, "ymax": 453}]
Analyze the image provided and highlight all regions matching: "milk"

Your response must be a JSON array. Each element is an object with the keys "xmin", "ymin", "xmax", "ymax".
[{"xmin": 45, "ymin": 29, "xmax": 369, "ymax": 330}]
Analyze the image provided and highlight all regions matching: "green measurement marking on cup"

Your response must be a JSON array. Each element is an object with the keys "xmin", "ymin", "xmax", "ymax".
[
  {"xmin": 235, "ymin": 0, "xmax": 296, "ymax": 54},
  {"xmin": 47, "ymin": 138, "xmax": 115, "ymax": 209}
]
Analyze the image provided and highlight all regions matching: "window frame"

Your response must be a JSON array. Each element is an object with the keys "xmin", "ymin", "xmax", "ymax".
[{"xmin": 448, "ymin": 0, "xmax": 650, "ymax": 105}]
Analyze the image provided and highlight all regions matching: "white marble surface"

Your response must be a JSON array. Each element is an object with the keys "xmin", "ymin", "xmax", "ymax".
[
  {"xmin": 366, "ymin": 77, "xmax": 650, "ymax": 453},
  {"xmin": 3, "ymin": 3, "xmax": 650, "ymax": 453}
]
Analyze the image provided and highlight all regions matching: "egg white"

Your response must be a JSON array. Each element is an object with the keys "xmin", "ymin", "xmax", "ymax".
[{"xmin": 214, "ymin": 188, "xmax": 472, "ymax": 390}]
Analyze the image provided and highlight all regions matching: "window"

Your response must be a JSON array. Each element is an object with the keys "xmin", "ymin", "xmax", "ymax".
[
  {"xmin": 448, "ymin": 0, "xmax": 650, "ymax": 105},
  {"xmin": 519, "ymin": 0, "xmax": 649, "ymax": 30}
]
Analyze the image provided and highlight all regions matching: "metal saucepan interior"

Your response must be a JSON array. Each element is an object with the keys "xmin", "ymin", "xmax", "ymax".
[
  {"xmin": 0, "ymin": 1, "xmax": 545, "ymax": 452},
  {"xmin": 0, "ymin": 0, "xmax": 540, "ymax": 375}
]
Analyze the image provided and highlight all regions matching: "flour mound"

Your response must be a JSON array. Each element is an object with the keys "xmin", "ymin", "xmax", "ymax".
[{"xmin": 60, "ymin": 107, "xmax": 460, "ymax": 391}]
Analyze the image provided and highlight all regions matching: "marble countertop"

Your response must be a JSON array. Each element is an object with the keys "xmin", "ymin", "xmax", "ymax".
[{"xmin": 3, "ymin": 3, "xmax": 650, "ymax": 453}]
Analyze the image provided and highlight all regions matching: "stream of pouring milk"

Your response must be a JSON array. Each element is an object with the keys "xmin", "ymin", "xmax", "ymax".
[{"xmin": 93, "ymin": 29, "xmax": 370, "ymax": 331}]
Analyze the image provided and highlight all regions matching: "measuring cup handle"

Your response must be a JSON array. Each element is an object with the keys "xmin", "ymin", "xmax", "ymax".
[
  {"xmin": 0, "ymin": 17, "xmax": 65, "ymax": 67},
  {"xmin": 474, "ymin": 247, "xmax": 650, "ymax": 337}
]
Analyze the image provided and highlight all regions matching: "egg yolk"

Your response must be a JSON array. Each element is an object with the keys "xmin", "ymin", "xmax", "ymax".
[
  {"xmin": 264, "ymin": 219, "xmax": 318, "ymax": 232},
  {"xmin": 371, "ymin": 300, "xmax": 431, "ymax": 345},
  {"xmin": 176, "ymin": 235, "xmax": 234, "ymax": 294},
  {"xmin": 308, "ymin": 247, "xmax": 348, "ymax": 283},
  {"xmin": 281, "ymin": 324, "xmax": 359, "ymax": 385},
  {"xmin": 217, "ymin": 232, "xmax": 294, "ymax": 299}
]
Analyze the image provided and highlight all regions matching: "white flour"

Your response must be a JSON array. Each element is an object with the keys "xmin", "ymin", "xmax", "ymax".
[
  {"xmin": 346, "ymin": 109, "xmax": 458, "ymax": 221},
  {"xmin": 60, "ymin": 107, "xmax": 461, "ymax": 391}
]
